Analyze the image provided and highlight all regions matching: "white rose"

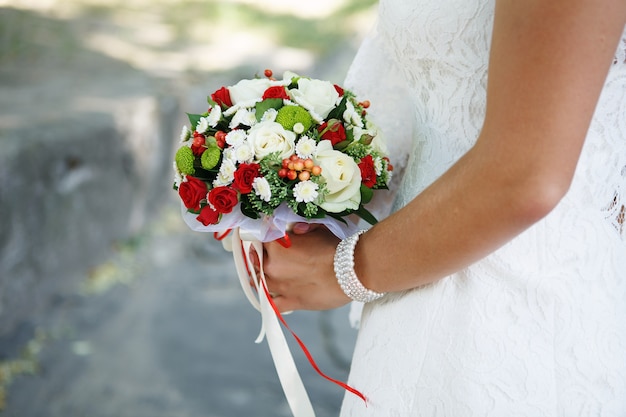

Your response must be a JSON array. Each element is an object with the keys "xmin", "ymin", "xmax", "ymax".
[
  {"xmin": 314, "ymin": 140, "xmax": 361, "ymax": 213},
  {"xmin": 228, "ymin": 79, "xmax": 271, "ymax": 104},
  {"xmin": 247, "ymin": 121, "xmax": 296, "ymax": 160},
  {"xmin": 289, "ymin": 78, "xmax": 339, "ymax": 120}
]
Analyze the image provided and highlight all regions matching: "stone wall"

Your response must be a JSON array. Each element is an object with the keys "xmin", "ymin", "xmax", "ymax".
[{"xmin": 0, "ymin": 70, "xmax": 180, "ymax": 339}]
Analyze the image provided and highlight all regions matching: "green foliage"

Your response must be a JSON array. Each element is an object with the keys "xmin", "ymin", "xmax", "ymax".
[{"xmin": 187, "ymin": 113, "xmax": 203, "ymax": 130}]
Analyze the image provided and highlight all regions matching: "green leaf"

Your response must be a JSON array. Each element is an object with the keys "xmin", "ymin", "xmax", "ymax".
[
  {"xmin": 333, "ymin": 139, "xmax": 352, "ymax": 151},
  {"xmin": 327, "ymin": 95, "xmax": 348, "ymax": 120},
  {"xmin": 255, "ymin": 98, "xmax": 284, "ymax": 121},
  {"xmin": 240, "ymin": 199, "xmax": 260, "ymax": 220},
  {"xmin": 206, "ymin": 96, "xmax": 217, "ymax": 107},
  {"xmin": 360, "ymin": 184, "xmax": 374, "ymax": 204},
  {"xmin": 187, "ymin": 113, "xmax": 202, "ymax": 129},
  {"xmin": 326, "ymin": 212, "xmax": 348, "ymax": 225},
  {"xmin": 354, "ymin": 206, "xmax": 378, "ymax": 225}
]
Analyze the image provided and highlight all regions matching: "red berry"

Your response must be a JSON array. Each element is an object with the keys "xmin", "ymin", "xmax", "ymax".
[
  {"xmin": 360, "ymin": 100, "xmax": 370, "ymax": 109},
  {"xmin": 216, "ymin": 138, "xmax": 226, "ymax": 149},
  {"xmin": 298, "ymin": 171, "xmax": 310, "ymax": 181},
  {"xmin": 311, "ymin": 166, "xmax": 322, "ymax": 176},
  {"xmin": 192, "ymin": 136, "xmax": 205, "ymax": 146},
  {"xmin": 278, "ymin": 168, "xmax": 289, "ymax": 178},
  {"xmin": 289, "ymin": 154, "xmax": 299, "ymax": 161},
  {"xmin": 293, "ymin": 161, "xmax": 304, "ymax": 172},
  {"xmin": 215, "ymin": 131, "xmax": 227, "ymax": 141},
  {"xmin": 264, "ymin": 69, "xmax": 273, "ymax": 78},
  {"xmin": 287, "ymin": 170, "xmax": 298, "ymax": 181},
  {"xmin": 282, "ymin": 159, "xmax": 290, "ymax": 169},
  {"xmin": 303, "ymin": 159, "xmax": 314, "ymax": 170}
]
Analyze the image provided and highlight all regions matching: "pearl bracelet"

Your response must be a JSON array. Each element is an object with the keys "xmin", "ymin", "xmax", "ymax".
[{"xmin": 333, "ymin": 230, "xmax": 386, "ymax": 303}]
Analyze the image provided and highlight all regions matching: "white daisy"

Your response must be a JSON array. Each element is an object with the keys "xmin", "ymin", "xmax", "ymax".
[
  {"xmin": 223, "ymin": 99, "xmax": 261, "ymax": 117},
  {"xmin": 229, "ymin": 107, "xmax": 257, "ymax": 129},
  {"xmin": 207, "ymin": 105, "xmax": 222, "ymax": 127},
  {"xmin": 253, "ymin": 177, "xmax": 272, "ymax": 202},
  {"xmin": 293, "ymin": 180, "xmax": 319, "ymax": 203},
  {"xmin": 179, "ymin": 125, "xmax": 191, "ymax": 142},
  {"xmin": 226, "ymin": 129, "xmax": 247, "ymax": 147},
  {"xmin": 295, "ymin": 136, "xmax": 317, "ymax": 159},
  {"xmin": 173, "ymin": 161, "xmax": 184, "ymax": 188},
  {"xmin": 222, "ymin": 148, "xmax": 238, "ymax": 164},
  {"xmin": 261, "ymin": 108, "xmax": 278, "ymax": 123},
  {"xmin": 374, "ymin": 156, "xmax": 383, "ymax": 176},
  {"xmin": 196, "ymin": 116, "xmax": 210, "ymax": 134},
  {"xmin": 213, "ymin": 159, "xmax": 236, "ymax": 186},
  {"xmin": 234, "ymin": 143, "xmax": 254, "ymax": 163}
]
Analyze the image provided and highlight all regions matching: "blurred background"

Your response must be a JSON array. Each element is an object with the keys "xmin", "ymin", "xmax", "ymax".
[{"xmin": 0, "ymin": 1, "xmax": 377, "ymax": 416}]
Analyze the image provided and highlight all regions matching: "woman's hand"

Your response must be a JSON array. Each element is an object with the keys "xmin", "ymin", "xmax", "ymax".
[{"xmin": 261, "ymin": 225, "xmax": 351, "ymax": 312}]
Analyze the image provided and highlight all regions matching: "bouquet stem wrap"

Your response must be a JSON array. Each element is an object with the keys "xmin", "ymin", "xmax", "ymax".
[{"xmin": 230, "ymin": 228, "xmax": 366, "ymax": 417}]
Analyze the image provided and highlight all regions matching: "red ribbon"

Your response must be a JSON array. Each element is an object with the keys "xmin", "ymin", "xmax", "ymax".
[
  {"xmin": 239, "ymin": 237, "xmax": 368, "ymax": 405},
  {"xmin": 260, "ymin": 277, "xmax": 368, "ymax": 404},
  {"xmin": 213, "ymin": 229, "xmax": 232, "ymax": 241}
]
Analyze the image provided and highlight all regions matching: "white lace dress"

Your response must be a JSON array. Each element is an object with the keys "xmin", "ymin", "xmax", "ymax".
[{"xmin": 340, "ymin": 0, "xmax": 626, "ymax": 415}]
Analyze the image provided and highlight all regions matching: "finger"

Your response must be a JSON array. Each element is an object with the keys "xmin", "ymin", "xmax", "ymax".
[
  {"xmin": 292, "ymin": 222, "xmax": 317, "ymax": 234},
  {"xmin": 270, "ymin": 295, "xmax": 299, "ymax": 313},
  {"xmin": 248, "ymin": 247, "xmax": 261, "ymax": 271}
]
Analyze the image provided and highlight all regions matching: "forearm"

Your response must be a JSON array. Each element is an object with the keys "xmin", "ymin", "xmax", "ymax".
[
  {"xmin": 353, "ymin": 0, "xmax": 626, "ymax": 295},
  {"xmin": 354, "ymin": 141, "xmax": 559, "ymax": 293}
]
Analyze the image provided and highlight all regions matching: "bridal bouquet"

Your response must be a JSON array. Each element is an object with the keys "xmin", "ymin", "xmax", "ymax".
[
  {"xmin": 173, "ymin": 70, "xmax": 392, "ymax": 242},
  {"xmin": 172, "ymin": 70, "xmax": 391, "ymax": 417}
]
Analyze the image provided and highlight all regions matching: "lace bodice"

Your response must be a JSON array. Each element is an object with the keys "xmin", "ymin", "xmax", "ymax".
[
  {"xmin": 341, "ymin": 1, "xmax": 626, "ymax": 416},
  {"xmin": 347, "ymin": 0, "xmax": 626, "ymax": 239}
]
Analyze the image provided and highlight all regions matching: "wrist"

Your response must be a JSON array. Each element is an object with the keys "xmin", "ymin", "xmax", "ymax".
[{"xmin": 333, "ymin": 230, "xmax": 386, "ymax": 303}]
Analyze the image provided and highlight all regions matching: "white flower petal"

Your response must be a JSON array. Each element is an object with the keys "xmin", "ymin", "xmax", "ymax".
[
  {"xmin": 293, "ymin": 180, "xmax": 319, "ymax": 203},
  {"xmin": 252, "ymin": 177, "xmax": 272, "ymax": 202}
]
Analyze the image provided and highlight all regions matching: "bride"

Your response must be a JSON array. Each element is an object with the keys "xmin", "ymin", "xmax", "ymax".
[{"xmin": 262, "ymin": 0, "xmax": 626, "ymax": 415}]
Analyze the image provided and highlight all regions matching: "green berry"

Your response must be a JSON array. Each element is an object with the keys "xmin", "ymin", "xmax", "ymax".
[
  {"xmin": 201, "ymin": 145, "xmax": 221, "ymax": 170},
  {"xmin": 175, "ymin": 146, "xmax": 195, "ymax": 175},
  {"xmin": 276, "ymin": 105, "xmax": 313, "ymax": 132}
]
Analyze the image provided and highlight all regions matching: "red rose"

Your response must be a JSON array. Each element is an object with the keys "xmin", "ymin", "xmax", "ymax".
[
  {"xmin": 318, "ymin": 120, "xmax": 347, "ymax": 146},
  {"xmin": 179, "ymin": 176, "xmax": 208, "ymax": 211},
  {"xmin": 358, "ymin": 155, "xmax": 377, "ymax": 188},
  {"xmin": 197, "ymin": 205, "xmax": 220, "ymax": 225},
  {"xmin": 233, "ymin": 163, "xmax": 261, "ymax": 194},
  {"xmin": 333, "ymin": 84, "xmax": 344, "ymax": 97},
  {"xmin": 262, "ymin": 86, "xmax": 289, "ymax": 100},
  {"xmin": 211, "ymin": 86, "xmax": 233, "ymax": 108},
  {"xmin": 208, "ymin": 186, "xmax": 239, "ymax": 214}
]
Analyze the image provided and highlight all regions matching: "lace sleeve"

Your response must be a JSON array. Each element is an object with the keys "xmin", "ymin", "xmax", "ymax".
[{"xmin": 343, "ymin": 23, "xmax": 416, "ymax": 221}]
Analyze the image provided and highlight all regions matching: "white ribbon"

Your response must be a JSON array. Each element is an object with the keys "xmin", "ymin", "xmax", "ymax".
[{"xmin": 230, "ymin": 228, "xmax": 316, "ymax": 417}]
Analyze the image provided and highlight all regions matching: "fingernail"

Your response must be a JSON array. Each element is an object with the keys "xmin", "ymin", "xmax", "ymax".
[{"xmin": 293, "ymin": 223, "xmax": 310, "ymax": 234}]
